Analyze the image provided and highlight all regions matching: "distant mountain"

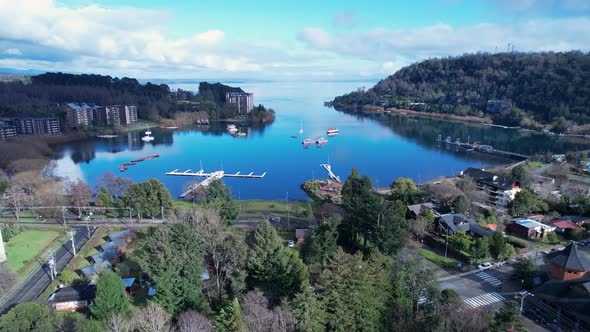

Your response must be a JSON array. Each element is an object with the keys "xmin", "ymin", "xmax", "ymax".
[{"xmin": 332, "ymin": 52, "xmax": 590, "ymax": 130}]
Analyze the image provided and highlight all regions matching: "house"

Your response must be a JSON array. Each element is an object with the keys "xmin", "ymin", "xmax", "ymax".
[
  {"xmin": 295, "ymin": 229, "xmax": 311, "ymax": 244},
  {"xmin": 100, "ymin": 240, "xmax": 128, "ymax": 253},
  {"xmin": 79, "ymin": 261, "xmax": 113, "ymax": 279},
  {"xmin": 13, "ymin": 117, "xmax": 61, "ymax": 135},
  {"xmin": 48, "ymin": 285, "xmax": 96, "ymax": 312},
  {"xmin": 90, "ymin": 249, "xmax": 121, "ymax": 265},
  {"xmin": 437, "ymin": 213, "xmax": 493, "ymax": 238},
  {"xmin": 560, "ymin": 216, "xmax": 590, "ymax": 227},
  {"xmin": 406, "ymin": 202, "xmax": 438, "ymax": 219},
  {"xmin": 459, "ymin": 168, "xmax": 521, "ymax": 208},
  {"xmin": 486, "ymin": 99, "xmax": 512, "ymax": 114},
  {"xmin": 108, "ymin": 230, "xmax": 135, "ymax": 243},
  {"xmin": 550, "ymin": 220, "xmax": 581, "ymax": 233},
  {"xmin": 510, "ymin": 218, "xmax": 555, "ymax": 239},
  {"xmin": 547, "ymin": 242, "xmax": 590, "ymax": 280}
]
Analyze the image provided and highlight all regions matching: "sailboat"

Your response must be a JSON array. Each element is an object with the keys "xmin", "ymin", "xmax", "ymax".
[
  {"xmin": 141, "ymin": 130, "xmax": 155, "ymax": 142},
  {"xmin": 292, "ymin": 121, "xmax": 303, "ymax": 138}
]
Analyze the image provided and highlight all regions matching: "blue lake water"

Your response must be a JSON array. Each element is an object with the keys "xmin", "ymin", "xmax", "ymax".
[{"xmin": 52, "ymin": 81, "xmax": 590, "ymax": 200}]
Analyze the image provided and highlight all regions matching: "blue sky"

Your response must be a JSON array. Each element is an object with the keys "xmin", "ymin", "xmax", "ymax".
[{"xmin": 1, "ymin": 0, "xmax": 589, "ymax": 80}]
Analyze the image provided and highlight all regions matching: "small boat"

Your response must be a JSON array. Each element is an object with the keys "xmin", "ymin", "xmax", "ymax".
[
  {"xmin": 291, "ymin": 135, "xmax": 298, "ymax": 138},
  {"xmin": 141, "ymin": 131, "xmax": 155, "ymax": 142},
  {"xmin": 327, "ymin": 128, "xmax": 339, "ymax": 134},
  {"xmin": 316, "ymin": 137, "xmax": 328, "ymax": 145},
  {"xmin": 299, "ymin": 121, "xmax": 303, "ymax": 135},
  {"xmin": 227, "ymin": 124, "xmax": 237, "ymax": 130},
  {"xmin": 119, "ymin": 165, "xmax": 127, "ymax": 172},
  {"xmin": 237, "ymin": 132, "xmax": 247, "ymax": 137},
  {"xmin": 302, "ymin": 137, "xmax": 314, "ymax": 145}
]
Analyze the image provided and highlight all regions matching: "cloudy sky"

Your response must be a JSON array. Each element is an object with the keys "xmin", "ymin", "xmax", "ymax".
[{"xmin": 1, "ymin": 0, "xmax": 589, "ymax": 80}]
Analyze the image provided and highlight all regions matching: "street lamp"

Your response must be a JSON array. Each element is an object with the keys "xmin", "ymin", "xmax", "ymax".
[{"xmin": 516, "ymin": 291, "xmax": 534, "ymax": 314}]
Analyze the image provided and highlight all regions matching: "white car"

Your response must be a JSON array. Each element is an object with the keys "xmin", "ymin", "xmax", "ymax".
[
  {"xmin": 477, "ymin": 262, "xmax": 492, "ymax": 270},
  {"xmin": 287, "ymin": 240, "xmax": 295, "ymax": 248}
]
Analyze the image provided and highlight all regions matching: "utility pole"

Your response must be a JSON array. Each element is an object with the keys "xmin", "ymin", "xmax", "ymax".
[
  {"xmin": 0, "ymin": 227, "xmax": 7, "ymax": 263},
  {"xmin": 286, "ymin": 192, "xmax": 290, "ymax": 230},
  {"xmin": 161, "ymin": 206, "xmax": 164, "ymax": 221},
  {"xmin": 67, "ymin": 230, "xmax": 76, "ymax": 256},
  {"xmin": 61, "ymin": 206, "xmax": 66, "ymax": 227},
  {"xmin": 128, "ymin": 207, "xmax": 132, "ymax": 223},
  {"xmin": 48, "ymin": 254, "xmax": 56, "ymax": 281}
]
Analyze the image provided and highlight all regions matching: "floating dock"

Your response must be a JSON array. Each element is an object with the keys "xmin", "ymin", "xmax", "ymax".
[
  {"xmin": 166, "ymin": 168, "xmax": 266, "ymax": 198},
  {"xmin": 436, "ymin": 135, "xmax": 529, "ymax": 160},
  {"xmin": 320, "ymin": 164, "xmax": 341, "ymax": 183}
]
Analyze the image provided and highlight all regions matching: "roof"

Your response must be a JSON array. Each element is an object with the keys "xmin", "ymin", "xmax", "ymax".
[
  {"xmin": 439, "ymin": 213, "xmax": 493, "ymax": 237},
  {"xmin": 547, "ymin": 242, "xmax": 590, "ymax": 271},
  {"xmin": 108, "ymin": 230, "xmax": 135, "ymax": 242},
  {"xmin": 91, "ymin": 249, "xmax": 121, "ymax": 263},
  {"xmin": 48, "ymin": 285, "xmax": 96, "ymax": 303},
  {"xmin": 534, "ymin": 273, "xmax": 590, "ymax": 324},
  {"xmin": 485, "ymin": 224, "xmax": 498, "ymax": 230},
  {"xmin": 513, "ymin": 218, "xmax": 554, "ymax": 231},
  {"xmin": 560, "ymin": 215, "xmax": 590, "ymax": 224},
  {"xmin": 461, "ymin": 167, "xmax": 518, "ymax": 191},
  {"xmin": 100, "ymin": 240, "xmax": 128, "ymax": 252},
  {"xmin": 550, "ymin": 220, "xmax": 580, "ymax": 230},
  {"xmin": 79, "ymin": 261, "xmax": 113, "ymax": 278},
  {"xmin": 407, "ymin": 202, "xmax": 435, "ymax": 216},
  {"xmin": 121, "ymin": 277, "xmax": 136, "ymax": 288},
  {"xmin": 295, "ymin": 229, "xmax": 311, "ymax": 238}
]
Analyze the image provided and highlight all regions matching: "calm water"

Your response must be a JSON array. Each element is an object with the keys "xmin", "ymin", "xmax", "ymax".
[{"xmin": 52, "ymin": 81, "xmax": 590, "ymax": 200}]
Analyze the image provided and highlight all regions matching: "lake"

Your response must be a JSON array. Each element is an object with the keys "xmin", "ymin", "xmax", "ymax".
[{"xmin": 52, "ymin": 81, "xmax": 590, "ymax": 200}]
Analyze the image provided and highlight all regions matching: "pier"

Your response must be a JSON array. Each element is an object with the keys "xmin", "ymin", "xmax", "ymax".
[
  {"xmin": 320, "ymin": 164, "xmax": 342, "ymax": 183},
  {"xmin": 166, "ymin": 168, "xmax": 266, "ymax": 198},
  {"xmin": 436, "ymin": 135, "xmax": 529, "ymax": 160}
]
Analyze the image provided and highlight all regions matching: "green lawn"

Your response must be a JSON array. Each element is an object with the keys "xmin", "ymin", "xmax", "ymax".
[
  {"xmin": 174, "ymin": 199, "xmax": 312, "ymax": 221},
  {"xmin": 525, "ymin": 161, "xmax": 548, "ymax": 171},
  {"xmin": 417, "ymin": 248, "xmax": 459, "ymax": 269},
  {"xmin": 4, "ymin": 229, "xmax": 62, "ymax": 274}
]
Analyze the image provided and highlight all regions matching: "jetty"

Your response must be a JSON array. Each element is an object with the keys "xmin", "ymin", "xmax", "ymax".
[
  {"xmin": 436, "ymin": 135, "xmax": 529, "ymax": 160},
  {"xmin": 320, "ymin": 164, "xmax": 341, "ymax": 183},
  {"xmin": 166, "ymin": 168, "xmax": 266, "ymax": 198}
]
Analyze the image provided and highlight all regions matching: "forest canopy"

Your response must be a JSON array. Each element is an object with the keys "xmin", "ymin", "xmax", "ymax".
[{"xmin": 332, "ymin": 52, "xmax": 590, "ymax": 127}]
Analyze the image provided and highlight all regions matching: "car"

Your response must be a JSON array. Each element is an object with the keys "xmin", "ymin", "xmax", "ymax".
[
  {"xmin": 270, "ymin": 216, "xmax": 281, "ymax": 222},
  {"xmin": 477, "ymin": 262, "xmax": 492, "ymax": 270},
  {"xmin": 287, "ymin": 240, "xmax": 295, "ymax": 248},
  {"xmin": 494, "ymin": 260, "xmax": 507, "ymax": 267}
]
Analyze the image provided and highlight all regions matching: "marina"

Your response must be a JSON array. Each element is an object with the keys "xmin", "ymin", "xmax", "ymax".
[
  {"xmin": 166, "ymin": 168, "xmax": 267, "ymax": 198},
  {"xmin": 436, "ymin": 135, "xmax": 529, "ymax": 160}
]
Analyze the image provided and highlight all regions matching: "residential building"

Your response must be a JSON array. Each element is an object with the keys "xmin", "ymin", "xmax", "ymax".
[
  {"xmin": 94, "ymin": 105, "xmax": 138, "ymax": 126},
  {"xmin": 65, "ymin": 103, "xmax": 95, "ymax": 128},
  {"xmin": 437, "ymin": 213, "xmax": 493, "ymax": 238},
  {"xmin": 295, "ymin": 229, "xmax": 311, "ymax": 244},
  {"xmin": 550, "ymin": 220, "xmax": 581, "ymax": 233},
  {"xmin": 13, "ymin": 117, "xmax": 60, "ymax": 135},
  {"xmin": 510, "ymin": 218, "xmax": 555, "ymax": 239},
  {"xmin": 460, "ymin": 167, "xmax": 521, "ymax": 208},
  {"xmin": 0, "ymin": 124, "xmax": 17, "ymax": 141},
  {"xmin": 406, "ymin": 202, "xmax": 438, "ymax": 219},
  {"xmin": 533, "ymin": 243, "xmax": 590, "ymax": 329},
  {"xmin": 48, "ymin": 285, "xmax": 96, "ymax": 312},
  {"xmin": 547, "ymin": 242, "xmax": 590, "ymax": 280},
  {"xmin": 486, "ymin": 99, "xmax": 512, "ymax": 114},
  {"xmin": 225, "ymin": 92, "xmax": 254, "ymax": 114}
]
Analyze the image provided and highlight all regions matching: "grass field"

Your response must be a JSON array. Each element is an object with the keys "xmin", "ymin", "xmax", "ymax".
[
  {"xmin": 4, "ymin": 229, "xmax": 62, "ymax": 274},
  {"xmin": 525, "ymin": 161, "xmax": 548, "ymax": 171},
  {"xmin": 417, "ymin": 248, "xmax": 459, "ymax": 269},
  {"xmin": 174, "ymin": 199, "xmax": 313, "ymax": 221}
]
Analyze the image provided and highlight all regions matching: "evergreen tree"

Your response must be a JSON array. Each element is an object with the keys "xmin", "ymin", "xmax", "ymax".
[
  {"xmin": 247, "ymin": 220, "xmax": 308, "ymax": 301},
  {"xmin": 451, "ymin": 195, "xmax": 469, "ymax": 214},
  {"xmin": 96, "ymin": 186, "xmax": 112, "ymax": 209},
  {"xmin": 0, "ymin": 302, "xmax": 53, "ymax": 332},
  {"xmin": 302, "ymin": 217, "xmax": 340, "ymax": 265},
  {"xmin": 215, "ymin": 298, "xmax": 245, "ymax": 332},
  {"xmin": 318, "ymin": 248, "xmax": 388, "ymax": 332},
  {"xmin": 138, "ymin": 223, "xmax": 205, "ymax": 314},
  {"xmin": 470, "ymin": 237, "xmax": 490, "ymax": 259},
  {"xmin": 292, "ymin": 286, "xmax": 325, "ymax": 332},
  {"xmin": 389, "ymin": 178, "xmax": 422, "ymax": 204},
  {"xmin": 372, "ymin": 200, "xmax": 408, "ymax": 256},
  {"xmin": 341, "ymin": 168, "xmax": 381, "ymax": 248},
  {"xmin": 489, "ymin": 301, "xmax": 526, "ymax": 332},
  {"xmin": 204, "ymin": 179, "xmax": 239, "ymax": 225},
  {"xmin": 122, "ymin": 178, "xmax": 173, "ymax": 218},
  {"xmin": 489, "ymin": 231, "xmax": 505, "ymax": 259},
  {"xmin": 91, "ymin": 270, "xmax": 129, "ymax": 320},
  {"xmin": 509, "ymin": 189, "xmax": 548, "ymax": 216}
]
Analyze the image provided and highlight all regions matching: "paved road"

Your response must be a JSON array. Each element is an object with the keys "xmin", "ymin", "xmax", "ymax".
[{"xmin": 0, "ymin": 226, "xmax": 95, "ymax": 314}]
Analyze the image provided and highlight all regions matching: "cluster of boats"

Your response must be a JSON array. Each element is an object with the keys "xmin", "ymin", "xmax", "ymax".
[
  {"xmin": 301, "ymin": 128, "xmax": 338, "ymax": 147},
  {"xmin": 141, "ymin": 131, "xmax": 155, "ymax": 142},
  {"xmin": 119, "ymin": 154, "xmax": 160, "ymax": 172},
  {"xmin": 227, "ymin": 124, "xmax": 247, "ymax": 137}
]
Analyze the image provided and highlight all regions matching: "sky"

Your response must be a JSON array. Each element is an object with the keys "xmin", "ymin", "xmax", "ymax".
[{"xmin": 0, "ymin": 0, "xmax": 590, "ymax": 80}]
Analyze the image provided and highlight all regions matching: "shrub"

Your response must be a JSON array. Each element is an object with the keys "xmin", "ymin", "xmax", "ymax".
[{"xmin": 506, "ymin": 236, "xmax": 528, "ymax": 249}]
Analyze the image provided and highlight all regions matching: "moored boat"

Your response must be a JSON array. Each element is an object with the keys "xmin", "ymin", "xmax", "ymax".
[
  {"xmin": 316, "ymin": 137, "xmax": 328, "ymax": 145},
  {"xmin": 327, "ymin": 128, "xmax": 339, "ymax": 134},
  {"xmin": 302, "ymin": 137, "xmax": 314, "ymax": 145}
]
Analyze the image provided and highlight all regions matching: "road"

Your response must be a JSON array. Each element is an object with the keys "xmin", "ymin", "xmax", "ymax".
[{"xmin": 0, "ymin": 226, "xmax": 95, "ymax": 314}]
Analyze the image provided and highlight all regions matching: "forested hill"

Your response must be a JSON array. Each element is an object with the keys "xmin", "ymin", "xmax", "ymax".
[{"xmin": 332, "ymin": 52, "xmax": 590, "ymax": 129}]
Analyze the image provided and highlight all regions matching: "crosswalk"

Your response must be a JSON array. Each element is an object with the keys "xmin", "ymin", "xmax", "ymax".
[
  {"xmin": 476, "ymin": 272, "xmax": 501, "ymax": 287},
  {"xmin": 462, "ymin": 292, "xmax": 505, "ymax": 309}
]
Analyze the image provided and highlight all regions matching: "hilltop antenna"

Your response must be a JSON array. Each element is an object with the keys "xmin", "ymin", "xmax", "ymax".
[{"xmin": 507, "ymin": 43, "xmax": 511, "ymax": 52}]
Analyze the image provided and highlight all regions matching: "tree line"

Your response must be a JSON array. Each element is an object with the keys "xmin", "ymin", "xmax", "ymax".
[{"xmin": 333, "ymin": 51, "xmax": 590, "ymax": 130}]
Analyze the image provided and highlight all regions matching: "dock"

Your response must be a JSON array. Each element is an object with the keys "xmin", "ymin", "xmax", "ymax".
[
  {"xmin": 436, "ymin": 135, "xmax": 529, "ymax": 160},
  {"xmin": 320, "ymin": 164, "xmax": 342, "ymax": 183},
  {"xmin": 166, "ymin": 168, "xmax": 266, "ymax": 198}
]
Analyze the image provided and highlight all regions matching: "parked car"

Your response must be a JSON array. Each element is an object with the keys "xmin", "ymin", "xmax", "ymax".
[
  {"xmin": 270, "ymin": 216, "xmax": 281, "ymax": 222},
  {"xmin": 477, "ymin": 262, "xmax": 492, "ymax": 270},
  {"xmin": 494, "ymin": 260, "xmax": 507, "ymax": 267},
  {"xmin": 287, "ymin": 240, "xmax": 295, "ymax": 248}
]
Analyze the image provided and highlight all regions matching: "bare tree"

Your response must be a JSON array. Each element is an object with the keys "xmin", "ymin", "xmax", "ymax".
[
  {"xmin": 428, "ymin": 182, "xmax": 463, "ymax": 209},
  {"xmin": 34, "ymin": 181, "xmax": 67, "ymax": 219},
  {"xmin": 6, "ymin": 184, "xmax": 25, "ymax": 221},
  {"xmin": 131, "ymin": 302, "xmax": 171, "ymax": 332},
  {"xmin": 68, "ymin": 179, "xmax": 93, "ymax": 217},
  {"xmin": 408, "ymin": 216, "xmax": 432, "ymax": 240},
  {"xmin": 175, "ymin": 310, "xmax": 213, "ymax": 332},
  {"xmin": 241, "ymin": 291, "xmax": 278, "ymax": 332},
  {"xmin": 98, "ymin": 172, "xmax": 132, "ymax": 199},
  {"xmin": 106, "ymin": 313, "xmax": 132, "ymax": 332},
  {"xmin": 12, "ymin": 170, "xmax": 44, "ymax": 206}
]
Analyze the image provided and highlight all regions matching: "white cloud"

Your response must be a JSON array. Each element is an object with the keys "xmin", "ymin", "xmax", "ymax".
[
  {"xmin": 298, "ymin": 17, "xmax": 590, "ymax": 61},
  {"xmin": 3, "ymin": 48, "xmax": 22, "ymax": 55}
]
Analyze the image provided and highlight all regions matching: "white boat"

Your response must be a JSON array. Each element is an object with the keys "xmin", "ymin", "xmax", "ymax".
[
  {"xmin": 299, "ymin": 121, "xmax": 303, "ymax": 135},
  {"xmin": 302, "ymin": 137, "xmax": 314, "ymax": 145},
  {"xmin": 327, "ymin": 128, "xmax": 339, "ymax": 134},
  {"xmin": 316, "ymin": 137, "xmax": 328, "ymax": 145},
  {"xmin": 141, "ymin": 131, "xmax": 154, "ymax": 142},
  {"xmin": 227, "ymin": 124, "xmax": 237, "ymax": 130}
]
